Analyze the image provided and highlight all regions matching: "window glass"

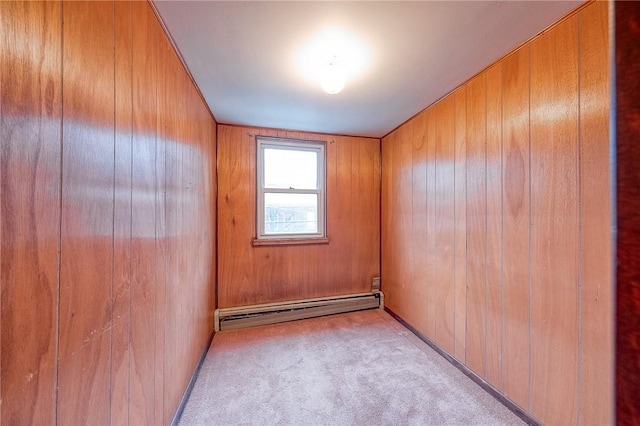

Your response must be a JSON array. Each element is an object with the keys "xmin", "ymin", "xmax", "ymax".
[
  {"xmin": 264, "ymin": 148, "xmax": 317, "ymax": 189},
  {"xmin": 256, "ymin": 136, "xmax": 326, "ymax": 240},
  {"xmin": 264, "ymin": 193, "xmax": 318, "ymax": 234}
]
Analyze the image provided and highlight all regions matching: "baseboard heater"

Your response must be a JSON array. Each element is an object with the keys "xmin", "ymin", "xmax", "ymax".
[{"xmin": 215, "ymin": 291, "xmax": 384, "ymax": 331}]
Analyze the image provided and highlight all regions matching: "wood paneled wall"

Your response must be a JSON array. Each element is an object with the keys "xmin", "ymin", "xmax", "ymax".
[
  {"xmin": 381, "ymin": 2, "xmax": 612, "ymax": 425},
  {"xmin": 0, "ymin": 1, "xmax": 217, "ymax": 424},
  {"xmin": 217, "ymin": 125, "xmax": 380, "ymax": 308}
]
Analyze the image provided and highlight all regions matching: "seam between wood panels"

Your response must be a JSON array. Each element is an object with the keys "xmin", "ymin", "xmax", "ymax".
[
  {"xmin": 527, "ymin": 43, "xmax": 533, "ymax": 412},
  {"xmin": 127, "ymin": 3, "xmax": 133, "ymax": 424},
  {"xmin": 453, "ymin": 100, "xmax": 457, "ymax": 357},
  {"xmin": 55, "ymin": 1, "xmax": 65, "ymax": 423},
  {"xmin": 576, "ymin": 12, "xmax": 583, "ymax": 426},
  {"xmin": 464, "ymin": 86, "xmax": 470, "ymax": 366},
  {"xmin": 153, "ymin": 22, "xmax": 159, "ymax": 423},
  {"xmin": 464, "ymin": 89, "xmax": 468, "ymax": 364},
  {"xmin": 606, "ymin": 4, "xmax": 616, "ymax": 422},
  {"xmin": 483, "ymin": 72, "xmax": 489, "ymax": 378},
  {"xmin": 434, "ymin": 111, "xmax": 439, "ymax": 343},
  {"xmin": 499, "ymin": 62, "xmax": 505, "ymax": 392},
  {"xmin": 162, "ymin": 81, "xmax": 169, "ymax": 426},
  {"xmin": 109, "ymin": 3, "xmax": 116, "ymax": 424},
  {"xmin": 381, "ymin": 2, "xmax": 592, "ymax": 141}
]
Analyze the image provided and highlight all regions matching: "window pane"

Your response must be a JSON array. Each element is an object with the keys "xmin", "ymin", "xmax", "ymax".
[
  {"xmin": 264, "ymin": 148, "xmax": 317, "ymax": 189},
  {"xmin": 264, "ymin": 193, "xmax": 318, "ymax": 234}
]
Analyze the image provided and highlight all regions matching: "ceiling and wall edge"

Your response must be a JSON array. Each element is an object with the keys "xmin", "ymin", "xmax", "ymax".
[
  {"xmin": 215, "ymin": 122, "xmax": 382, "ymax": 142},
  {"xmin": 151, "ymin": 1, "xmax": 590, "ymax": 141},
  {"xmin": 149, "ymin": 0, "xmax": 218, "ymax": 123},
  {"xmin": 381, "ymin": 0, "xmax": 594, "ymax": 140}
]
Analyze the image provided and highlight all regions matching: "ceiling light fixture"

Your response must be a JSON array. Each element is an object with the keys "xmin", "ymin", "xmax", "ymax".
[
  {"xmin": 320, "ymin": 56, "xmax": 345, "ymax": 94},
  {"xmin": 295, "ymin": 26, "xmax": 371, "ymax": 95}
]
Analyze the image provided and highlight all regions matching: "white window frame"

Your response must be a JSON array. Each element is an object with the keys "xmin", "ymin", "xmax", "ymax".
[{"xmin": 256, "ymin": 136, "xmax": 326, "ymax": 241}]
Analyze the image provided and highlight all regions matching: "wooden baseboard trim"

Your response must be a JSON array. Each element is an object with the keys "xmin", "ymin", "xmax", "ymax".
[
  {"xmin": 170, "ymin": 330, "xmax": 215, "ymax": 426},
  {"xmin": 384, "ymin": 307, "xmax": 542, "ymax": 426}
]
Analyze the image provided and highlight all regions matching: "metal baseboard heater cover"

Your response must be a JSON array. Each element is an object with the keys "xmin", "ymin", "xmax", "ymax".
[{"xmin": 215, "ymin": 291, "xmax": 384, "ymax": 331}]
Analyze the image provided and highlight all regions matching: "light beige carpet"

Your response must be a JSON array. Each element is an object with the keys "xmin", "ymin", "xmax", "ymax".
[{"xmin": 179, "ymin": 309, "xmax": 525, "ymax": 426}]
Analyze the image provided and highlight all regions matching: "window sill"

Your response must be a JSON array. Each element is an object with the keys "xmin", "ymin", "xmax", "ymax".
[{"xmin": 252, "ymin": 237, "xmax": 330, "ymax": 247}]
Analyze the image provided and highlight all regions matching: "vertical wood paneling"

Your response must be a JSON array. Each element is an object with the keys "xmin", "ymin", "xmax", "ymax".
[
  {"xmin": 425, "ymin": 108, "xmax": 437, "ymax": 340},
  {"xmin": 58, "ymin": 2, "xmax": 114, "ymax": 424},
  {"xmin": 163, "ymin": 57, "xmax": 184, "ymax": 424},
  {"xmin": 381, "ymin": 132, "xmax": 395, "ymax": 311},
  {"xmin": 411, "ymin": 113, "xmax": 428, "ymax": 336},
  {"xmin": 322, "ymin": 131, "xmax": 337, "ymax": 297},
  {"xmin": 397, "ymin": 124, "xmax": 414, "ymax": 324},
  {"xmin": 208, "ymin": 118, "xmax": 218, "ymax": 313},
  {"xmin": 217, "ymin": 125, "xmax": 379, "ymax": 308},
  {"xmin": 485, "ymin": 64, "xmax": 503, "ymax": 389},
  {"xmin": 381, "ymin": 3, "xmax": 609, "ymax": 425},
  {"xmin": 335, "ymin": 135, "xmax": 355, "ymax": 296},
  {"xmin": 465, "ymin": 74, "xmax": 487, "ymax": 378},
  {"xmin": 154, "ymin": 26, "xmax": 173, "ymax": 426},
  {"xmin": 353, "ymin": 137, "xmax": 381, "ymax": 302},
  {"xmin": 434, "ymin": 97, "xmax": 455, "ymax": 354},
  {"xmin": 1, "ymin": 1, "xmax": 217, "ymax": 424},
  {"xmin": 218, "ymin": 126, "xmax": 255, "ymax": 307},
  {"xmin": 453, "ymin": 87, "xmax": 467, "ymax": 362},
  {"xmin": 501, "ymin": 46, "xmax": 531, "ymax": 410},
  {"xmin": 530, "ymin": 15, "xmax": 579, "ymax": 425},
  {"xmin": 579, "ymin": 3, "xmax": 612, "ymax": 424},
  {"xmin": 386, "ymin": 131, "xmax": 402, "ymax": 316},
  {"xmin": 0, "ymin": 2, "xmax": 61, "ymax": 424},
  {"xmin": 112, "ymin": 2, "xmax": 133, "ymax": 424},
  {"xmin": 130, "ymin": 2, "xmax": 157, "ymax": 423}
]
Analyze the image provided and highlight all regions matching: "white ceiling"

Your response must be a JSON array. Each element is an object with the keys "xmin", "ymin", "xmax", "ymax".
[{"xmin": 154, "ymin": 1, "xmax": 583, "ymax": 138}]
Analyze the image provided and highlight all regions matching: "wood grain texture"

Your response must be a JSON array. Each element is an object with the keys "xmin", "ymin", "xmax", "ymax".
[
  {"xmin": 381, "ymin": 131, "xmax": 396, "ymax": 313},
  {"xmin": 58, "ymin": 2, "xmax": 114, "ymax": 423},
  {"xmin": 218, "ymin": 126, "xmax": 255, "ymax": 307},
  {"xmin": 579, "ymin": 3, "xmax": 613, "ymax": 425},
  {"xmin": 425, "ymin": 108, "xmax": 437, "ymax": 340},
  {"xmin": 465, "ymin": 74, "xmax": 487, "ymax": 378},
  {"xmin": 411, "ymin": 112, "xmax": 429, "ymax": 336},
  {"xmin": 112, "ymin": 2, "xmax": 133, "ymax": 424},
  {"xmin": 130, "ymin": 2, "xmax": 158, "ymax": 423},
  {"xmin": 354, "ymin": 135, "xmax": 380, "ymax": 305},
  {"xmin": 434, "ymin": 97, "xmax": 455, "ymax": 354},
  {"xmin": 154, "ymin": 25, "xmax": 172, "ymax": 426},
  {"xmin": 615, "ymin": 2, "xmax": 640, "ymax": 425},
  {"xmin": 1, "ymin": 1, "xmax": 217, "ymax": 424},
  {"xmin": 387, "ymin": 128, "xmax": 408, "ymax": 321},
  {"xmin": 163, "ymin": 57, "xmax": 183, "ymax": 425},
  {"xmin": 530, "ymin": 15, "xmax": 579, "ymax": 425},
  {"xmin": 396, "ymin": 123, "xmax": 414, "ymax": 325},
  {"xmin": 380, "ymin": 3, "xmax": 610, "ymax": 424},
  {"xmin": 217, "ymin": 125, "xmax": 380, "ymax": 308},
  {"xmin": 334, "ymin": 134, "xmax": 355, "ymax": 298},
  {"xmin": 501, "ymin": 45, "xmax": 531, "ymax": 410},
  {"xmin": 453, "ymin": 87, "xmax": 467, "ymax": 363},
  {"xmin": 0, "ymin": 2, "xmax": 61, "ymax": 424},
  {"xmin": 485, "ymin": 64, "xmax": 503, "ymax": 390}
]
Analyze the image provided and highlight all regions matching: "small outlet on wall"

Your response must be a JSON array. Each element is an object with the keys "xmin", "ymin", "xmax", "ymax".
[{"xmin": 372, "ymin": 277, "xmax": 381, "ymax": 292}]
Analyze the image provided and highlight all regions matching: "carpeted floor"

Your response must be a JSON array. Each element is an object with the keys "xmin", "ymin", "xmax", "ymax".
[{"xmin": 179, "ymin": 309, "xmax": 525, "ymax": 426}]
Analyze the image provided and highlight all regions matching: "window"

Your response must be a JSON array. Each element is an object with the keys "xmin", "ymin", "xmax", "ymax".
[{"xmin": 255, "ymin": 136, "xmax": 327, "ymax": 243}]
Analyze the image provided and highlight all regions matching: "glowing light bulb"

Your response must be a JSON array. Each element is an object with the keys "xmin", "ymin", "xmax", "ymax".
[{"xmin": 320, "ymin": 57, "xmax": 345, "ymax": 94}]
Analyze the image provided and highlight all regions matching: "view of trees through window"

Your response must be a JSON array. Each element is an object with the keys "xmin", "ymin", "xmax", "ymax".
[
  {"xmin": 264, "ymin": 193, "xmax": 318, "ymax": 234},
  {"xmin": 258, "ymin": 138, "xmax": 325, "ymax": 239}
]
